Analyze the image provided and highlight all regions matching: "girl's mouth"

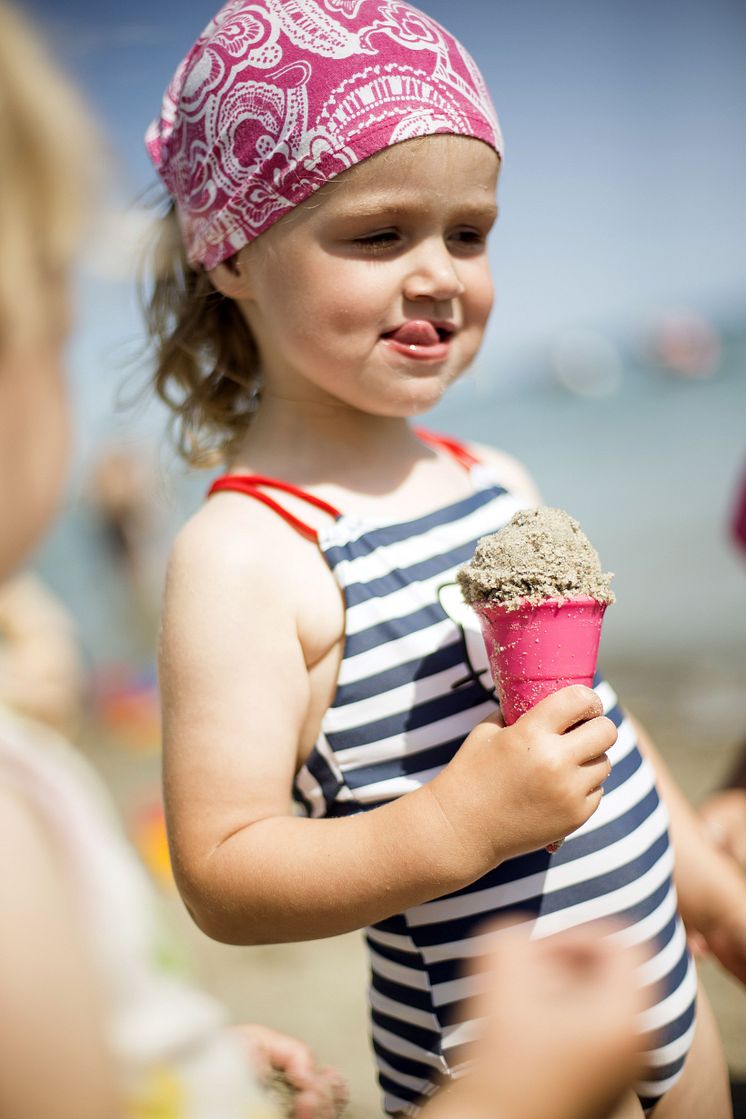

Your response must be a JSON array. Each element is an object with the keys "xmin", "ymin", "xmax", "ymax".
[{"xmin": 381, "ymin": 320, "xmax": 455, "ymax": 360}]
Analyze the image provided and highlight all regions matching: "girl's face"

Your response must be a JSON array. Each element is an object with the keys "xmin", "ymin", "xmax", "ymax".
[{"xmin": 220, "ymin": 135, "xmax": 499, "ymax": 419}]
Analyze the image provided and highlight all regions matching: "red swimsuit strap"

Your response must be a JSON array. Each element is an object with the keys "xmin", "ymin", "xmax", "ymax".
[
  {"xmin": 207, "ymin": 475, "xmax": 341, "ymax": 542},
  {"xmin": 413, "ymin": 426, "xmax": 481, "ymax": 470},
  {"xmin": 207, "ymin": 431, "xmax": 480, "ymax": 541}
]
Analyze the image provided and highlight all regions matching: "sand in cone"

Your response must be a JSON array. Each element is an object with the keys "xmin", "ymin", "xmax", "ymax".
[{"xmin": 473, "ymin": 596, "xmax": 608, "ymax": 726}]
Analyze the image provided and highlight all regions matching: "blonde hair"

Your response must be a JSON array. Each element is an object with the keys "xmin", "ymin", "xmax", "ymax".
[
  {"xmin": 0, "ymin": 2, "xmax": 95, "ymax": 352},
  {"xmin": 142, "ymin": 205, "xmax": 261, "ymax": 468}
]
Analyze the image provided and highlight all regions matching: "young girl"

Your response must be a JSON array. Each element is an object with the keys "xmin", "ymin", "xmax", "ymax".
[{"xmin": 146, "ymin": 3, "xmax": 745, "ymax": 1116}]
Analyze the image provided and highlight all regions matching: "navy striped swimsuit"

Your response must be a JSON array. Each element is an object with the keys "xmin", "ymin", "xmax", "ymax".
[{"xmin": 211, "ymin": 432, "xmax": 696, "ymax": 1116}]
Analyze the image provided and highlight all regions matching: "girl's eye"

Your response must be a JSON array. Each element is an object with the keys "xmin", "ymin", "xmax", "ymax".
[
  {"xmin": 352, "ymin": 229, "xmax": 400, "ymax": 250},
  {"xmin": 451, "ymin": 228, "xmax": 487, "ymax": 249}
]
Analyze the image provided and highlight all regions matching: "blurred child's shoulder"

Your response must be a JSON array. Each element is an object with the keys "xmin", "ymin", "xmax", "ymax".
[{"xmin": 466, "ymin": 440, "xmax": 541, "ymax": 506}]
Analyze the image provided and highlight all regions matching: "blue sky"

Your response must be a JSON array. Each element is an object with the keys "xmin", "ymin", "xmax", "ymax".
[{"xmin": 25, "ymin": 0, "xmax": 746, "ymax": 449}]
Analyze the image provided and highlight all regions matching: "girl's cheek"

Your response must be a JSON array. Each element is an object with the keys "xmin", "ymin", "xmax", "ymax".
[
  {"xmin": 326, "ymin": 272, "xmax": 389, "ymax": 320},
  {"xmin": 471, "ymin": 267, "xmax": 495, "ymax": 323}
]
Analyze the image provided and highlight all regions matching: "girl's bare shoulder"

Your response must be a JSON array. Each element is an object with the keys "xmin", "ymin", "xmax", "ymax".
[
  {"xmin": 467, "ymin": 441, "xmax": 542, "ymax": 506},
  {"xmin": 162, "ymin": 488, "xmax": 343, "ymax": 668},
  {"xmin": 167, "ymin": 489, "xmax": 313, "ymax": 600}
]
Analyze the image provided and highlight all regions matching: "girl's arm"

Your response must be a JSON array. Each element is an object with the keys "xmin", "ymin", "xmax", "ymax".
[
  {"xmin": 0, "ymin": 786, "xmax": 120, "ymax": 1119},
  {"xmin": 632, "ymin": 716, "xmax": 746, "ymax": 984},
  {"xmin": 160, "ymin": 501, "xmax": 616, "ymax": 945}
]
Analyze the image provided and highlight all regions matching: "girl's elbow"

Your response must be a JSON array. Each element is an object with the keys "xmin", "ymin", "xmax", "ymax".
[
  {"xmin": 171, "ymin": 862, "xmax": 268, "ymax": 945},
  {"xmin": 188, "ymin": 903, "xmax": 259, "ymax": 946}
]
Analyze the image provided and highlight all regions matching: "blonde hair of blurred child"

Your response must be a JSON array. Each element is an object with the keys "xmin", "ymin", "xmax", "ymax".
[
  {"xmin": 0, "ymin": 3, "xmax": 96, "ymax": 578},
  {"xmin": 0, "ymin": 2, "xmax": 95, "ymax": 353}
]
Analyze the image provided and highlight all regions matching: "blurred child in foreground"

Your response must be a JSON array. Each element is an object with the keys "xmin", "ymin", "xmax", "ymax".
[{"xmin": 0, "ymin": 6, "xmax": 346, "ymax": 1116}]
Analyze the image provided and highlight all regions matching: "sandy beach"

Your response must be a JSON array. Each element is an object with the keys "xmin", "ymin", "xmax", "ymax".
[{"xmin": 87, "ymin": 649, "xmax": 746, "ymax": 1118}]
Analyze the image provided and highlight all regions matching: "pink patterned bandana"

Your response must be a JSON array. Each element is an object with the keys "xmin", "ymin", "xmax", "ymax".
[{"xmin": 146, "ymin": 0, "xmax": 502, "ymax": 269}]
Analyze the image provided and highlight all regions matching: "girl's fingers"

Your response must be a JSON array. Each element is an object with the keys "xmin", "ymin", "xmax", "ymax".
[
  {"xmin": 526, "ymin": 685, "xmax": 604, "ymax": 734},
  {"xmin": 580, "ymin": 751, "xmax": 612, "ymax": 792},
  {"xmin": 566, "ymin": 714, "xmax": 617, "ymax": 764}
]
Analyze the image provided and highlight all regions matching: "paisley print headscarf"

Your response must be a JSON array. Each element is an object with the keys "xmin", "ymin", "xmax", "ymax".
[{"xmin": 146, "ymin": 0, "xmax": 502, "ymax": 268}]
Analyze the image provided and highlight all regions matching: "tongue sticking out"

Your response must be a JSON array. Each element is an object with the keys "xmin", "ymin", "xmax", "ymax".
[{"xmin": 385, "ymin": 321, "xmax": 442, "ymax": 346}]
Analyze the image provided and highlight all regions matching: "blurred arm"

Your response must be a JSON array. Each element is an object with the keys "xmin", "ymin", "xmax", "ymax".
[
  {"xmin": 698, "ymin": 739, "xmax": 746, "ymax": 868},
  {"xmin": 632, "ymin": 715, "xmax": 746, "ymax": 983}
]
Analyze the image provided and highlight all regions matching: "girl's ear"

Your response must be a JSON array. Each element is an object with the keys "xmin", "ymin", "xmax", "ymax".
[{"xmin": 207, "ymin": 251, "xmax": 253, "ymax": 300}]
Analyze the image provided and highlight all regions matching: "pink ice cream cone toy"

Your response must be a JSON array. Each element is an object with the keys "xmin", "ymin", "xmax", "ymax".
[
  {"xmin": 474, "ymin": 596, "xmax": 608, "ymax": 727},
  {"xmin": 458, "ymin": 508, "xmax": 615, "ymax": 853}
]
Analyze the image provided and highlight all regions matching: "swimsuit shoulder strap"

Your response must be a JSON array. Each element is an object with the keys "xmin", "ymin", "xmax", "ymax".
[
  {"xmin": 413, "ymin": 426, "xmax": 482, "ymax": 471},
  {"xmin": 207, "ymin": 474, "xmax": 340, "ymax": 542},
  {"xmin": 207, "ymin": 430, "xmax": 479, "ymax": 540}
]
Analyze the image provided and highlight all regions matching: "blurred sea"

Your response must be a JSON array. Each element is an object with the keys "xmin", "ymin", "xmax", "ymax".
[{"xmin": 34, "ymin": 319, "xmax": 746, "ymax": 674}]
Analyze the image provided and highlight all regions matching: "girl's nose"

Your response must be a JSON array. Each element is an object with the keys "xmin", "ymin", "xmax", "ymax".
[{"xmin": 403, "ymin": 240, "xmax": 465, "ymax": 303}]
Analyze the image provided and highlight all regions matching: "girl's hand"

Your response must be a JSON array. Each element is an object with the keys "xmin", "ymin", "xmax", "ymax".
[
  {"xmin": 231, "ymin": 1024, "xmax": 348, "ymax": 1119},
  {"xmin": 430, "ymin": 686, "xmax": 617, "ymax": 869}
]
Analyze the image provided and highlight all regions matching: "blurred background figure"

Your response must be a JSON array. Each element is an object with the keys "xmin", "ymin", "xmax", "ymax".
[
  {"xmin": 731, "ymin": 463, "xmax": 746, "ymax": 558},
  {"xmin": 88, "ymin": 444, "xmax": 160, "ymax": 609},
  {"xmin": 646, "ymin": 310, "xmax": 722, "ymax": 380},
  {"xmin": 86, "ymin": 444, "xmax": 164, "ymax": 759}
]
